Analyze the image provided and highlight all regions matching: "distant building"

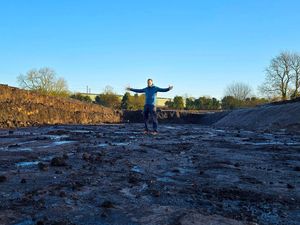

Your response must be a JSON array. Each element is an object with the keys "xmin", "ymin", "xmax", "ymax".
[{"xmin": 79, "ymin": 93, "xmax": 171, "ymax": 107}]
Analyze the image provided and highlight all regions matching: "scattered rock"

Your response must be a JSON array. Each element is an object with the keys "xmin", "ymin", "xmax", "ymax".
[
  {"xmin": 82, "ymin": 152, "xmax": 92, "ymax": 161},
  {"xmin": 101, "ymin": 212, "xmax": 108, "ymax": 218},
  {"xmin": 149, "ymin": 189, "xmax": 161, "ymax": 197},
  {"xmin": 51, "ymin": 157, "xmax": 67, "ymax": 167},
  {"xmin": 172, "ymin": 169, "xmax": 180, "ymax": 173},
  {"xmin": 128, "ymin": 174, "xmax": 140, "ymax": 184},
  {"xmin": 101, "ymin": 200, "xmax": 115, "ymax": 208},
  {"xmin": 36, "ymin": 221, "xmax": 45, "ymax": 225},
  {"xmin": 38, "ymin": 162, "xmax": 48, "ymax": 171},
  {"xmin": 0, "ymin": 175, "xmax": 7, "ymax": 182},
  {"xmin": 21, "ymin": 178, "xmax": 26, "ymax": 183},
  {"xmin": 59, "ymin": 191, "xmax": 67, "ymax": 198},
  {"xmin": 234, "ymin": 163, "xmax": 240, "ymax": 167}
]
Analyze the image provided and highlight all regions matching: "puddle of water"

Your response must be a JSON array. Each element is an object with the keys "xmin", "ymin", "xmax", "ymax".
[
  {"xmin": 131, "ymin": 165, "xmax": 144, "ymax": 174},
  {"xmin": 164, "ymin": 126, "xmax": 178, "ymax": 130},
  {"xmin": 165, "ymin": 168, "xmax": 195, "ymax": 177},
  {"xmin": 98, "ymin": 142, "xmax": 130, "ymax": 147},
  {"xmin": 41, "ymin": 140, "xmax": 75, "ymax": 148},
  {"xmin": 13, "ymin": 219, "xmax": 34, "ymax": 225},
  {"xmin": 0, "ymin": 147, "xmax": 33, "ymax": 152},
  {"xmin": 120, "ymin": 187, "xmax": 136, "ymax": 198},
  {"xmin": 112, "ymin": 142, "xmax": 130, "ymax": 146},
  {"xmin": 16, "ymin": 140, "xmax": 37, "ymax": 145},
  {"xmin": 14, "ymin": 147, "xmax": 32, "ymax": 152},
  {"xmin": 54, "ymin": 141, "xmax": 75, "ymax": 145},
  {"xmin": 98, "ymin": 143, "xmax": 109, "ymax": 147},
  {"xmin": 12, "ymin": 131, "xmax": 34, "ymax": 136},
  {"xmin": 139, "ymin": 183, "xmax": 148, "ymax": 192},
  {"xmin": 129, "ymin": 136, "xmax": 137, "ymax": 139},
  {"xmin": 115, "ymin": 131, "xmax": 141, "ymax": 134},
  {"xmin": 72, "ymin": 130, "xmax": 92, "ymax": 133},
  {"xmin": 16, "ymin": 161, "xmax": 40, "ymax": 167},
  {"xmin": 216, "ymin": 174, "xmax": 240, "ymax": 183},
  {"xmin": 215, "ymin": 129, "xmax": 226, "ymax": 133},
  {"xmin": 239, "ymin": 140, "xmax": 300, "ymax": 146},
  {"xmin": 44, "ymin": 135, "xmax": 69, "ymax": 140},
  {"xmin": 156, "ymin": 177, "xmax": 177, "ymax": 183}
]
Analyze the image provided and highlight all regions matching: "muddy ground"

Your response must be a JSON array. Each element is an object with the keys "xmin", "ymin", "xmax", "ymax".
[{"xmin": 0, "ymin": 124, "xmax": 299, "ymax": 225}]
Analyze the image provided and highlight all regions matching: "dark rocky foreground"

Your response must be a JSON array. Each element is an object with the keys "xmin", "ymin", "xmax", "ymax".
[{"xmin": 0, "ymin": 124, "xmax": 299, "ymax": 225}]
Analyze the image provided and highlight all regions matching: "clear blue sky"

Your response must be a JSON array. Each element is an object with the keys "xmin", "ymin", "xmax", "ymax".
[{"xmin": 1, "ymin": 0, "xmax": 300, "ymax": 99}]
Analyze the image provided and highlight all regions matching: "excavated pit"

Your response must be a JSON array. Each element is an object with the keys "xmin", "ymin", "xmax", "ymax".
[{"xmin": 0, "ymin": 124, "xmax": 299, "ymax": 225}]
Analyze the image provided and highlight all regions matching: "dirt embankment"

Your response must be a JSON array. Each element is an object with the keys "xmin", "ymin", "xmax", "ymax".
[
  {"xmin": 0, "ymin": 84, "xmax": 121, "ymax": 128},
  {"xmin": 213, "ymin": 100, "xmax": 300, "ymax": 132}
]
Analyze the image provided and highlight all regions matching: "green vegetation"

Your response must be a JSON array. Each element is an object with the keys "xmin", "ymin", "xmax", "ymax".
[
  {"xmin": 165, "ymin": 96, "xmax": 185, "ymax": 110},
  {"xmin": 95, "ymin": 86, "xmax": 120, "ymax": 109},
  {"xmin": 121, "ymin": 92, "xmax": 145, "ymax": 110},
  {"xmin": 70, "ymin": 93, "xmax": 92, "ymax": 103},
  {"xmin": 221, "ymin": 96, "xmax": 268, "ymax": 110},
  {"xmin": 185, "ymin": 96, "xmax": 220, "ymax": 110}
]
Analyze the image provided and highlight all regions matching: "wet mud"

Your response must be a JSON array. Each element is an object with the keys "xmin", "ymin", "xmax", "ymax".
[{"xmin": 0, "ymin": 124, "xmax": 299, "ymax": 225}]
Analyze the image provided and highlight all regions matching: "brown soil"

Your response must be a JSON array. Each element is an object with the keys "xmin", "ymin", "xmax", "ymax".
[{"xmin": 0, "ymin": 84, "xmax": 121, "ymax": 128}]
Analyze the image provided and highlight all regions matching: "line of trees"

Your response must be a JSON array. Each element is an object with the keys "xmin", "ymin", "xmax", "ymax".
[
  {"xmin": 95, "ymin": 86, "xmax": 120, "ymax": 108},
  {"xmin": 165, "ymin": 96, "xmax": 185, "ymax": 110},
  {"xmin": 221, "ymin": 82, "xmax": 268, "ymax": 109},
  {"xmin": 93, "ymin": 87, "xmax": 146, "ymax": 110},
  {"xmin": 164, "ymin": 96, "xmax": 220, "ymax": 110},
  {"xmin": 121, "ymin": 92, "xmax": 145, "ymax": 110},
  {"xmin": 70, "ymin": 93, "xmax": 92, "ymax": 103}
]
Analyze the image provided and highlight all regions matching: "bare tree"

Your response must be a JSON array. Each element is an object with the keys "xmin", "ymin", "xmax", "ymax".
[
  {"xmin": 290, "ymin": 53, "xmax": 300, "ymax": 98},
  {"xmin": 259, "ymin": 52, "xmax": 293, "ymax": 100},
  {"xmin": 17, "ymin": 67, "xmax": 69, "ymax": 96},
  {"xmin": 224, "ymin": 82, "xmax": 252, "ymax": 100}
]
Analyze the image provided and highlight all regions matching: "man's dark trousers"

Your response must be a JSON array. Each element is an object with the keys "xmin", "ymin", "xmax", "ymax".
[{"xmin": 143, "ymin": 104, "xmax": 158, "ymax": 131}]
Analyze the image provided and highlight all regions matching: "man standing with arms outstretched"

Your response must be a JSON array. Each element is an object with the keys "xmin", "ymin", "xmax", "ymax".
[{"xmin": 126, "ymin": 79, "xmax": 173, "ymax": 134}]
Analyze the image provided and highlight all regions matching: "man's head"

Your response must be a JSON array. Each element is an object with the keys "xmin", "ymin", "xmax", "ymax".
[{"xmin": 147, "ymin": 78, "xmax": 153, "ymax": 87}]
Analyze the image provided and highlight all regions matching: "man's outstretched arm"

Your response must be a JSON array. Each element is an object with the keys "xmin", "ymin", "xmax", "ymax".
[
  {"xmin": 126, "ymin": 87, "xmax": 146, "ymax": 93},
  {"xmin": 156, "ymin": 85, "xmax": 173, "ymax": 92}
]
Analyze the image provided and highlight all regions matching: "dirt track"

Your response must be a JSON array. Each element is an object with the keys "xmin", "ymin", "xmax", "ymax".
[{"xmin": 0, "ymin": 124, "xmax": 299, "ymax": 225}]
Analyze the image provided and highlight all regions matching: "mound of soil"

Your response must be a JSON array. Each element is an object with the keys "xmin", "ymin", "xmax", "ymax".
[
  {"xmin": 0, "ymin": 84, "xmax": 121, "ymax": 128},
  {"xmin": 214, "ymin": 101, "xmax": 300, "ymax": 132}
]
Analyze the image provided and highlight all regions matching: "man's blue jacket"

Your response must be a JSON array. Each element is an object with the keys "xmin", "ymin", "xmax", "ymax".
[{"xmin": 129, "ymin": 85, "xmax": 170, "ymax": 105}]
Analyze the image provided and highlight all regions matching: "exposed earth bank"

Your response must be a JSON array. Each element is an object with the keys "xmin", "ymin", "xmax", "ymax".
[{"xmin": 0, "ymin": 84, "xmax": 121, "ymax": 128}]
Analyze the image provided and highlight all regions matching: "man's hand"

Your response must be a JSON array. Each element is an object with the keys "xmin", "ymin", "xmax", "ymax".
[{"xmin": 169, "ymin": 85, "xmax": 173, "ymax": 90}]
